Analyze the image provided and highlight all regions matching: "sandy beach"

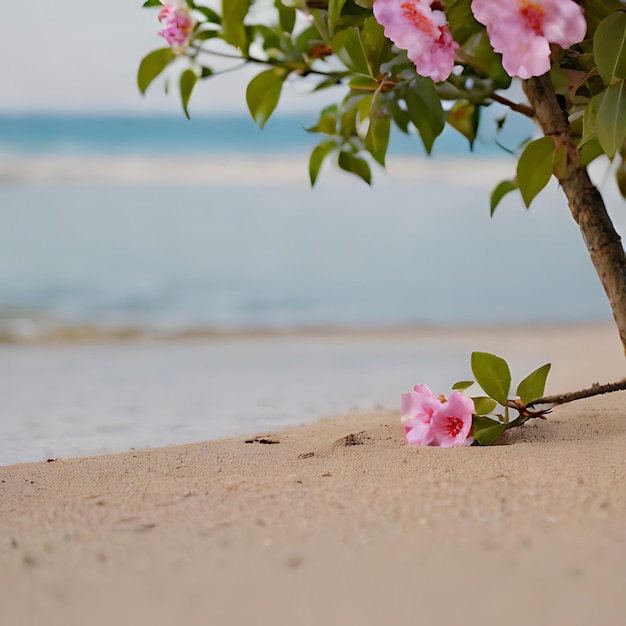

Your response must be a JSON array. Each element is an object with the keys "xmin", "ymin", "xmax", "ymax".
[{"xmin": 2, "ymin": 324, "xmax": 626, "ymax": 625}]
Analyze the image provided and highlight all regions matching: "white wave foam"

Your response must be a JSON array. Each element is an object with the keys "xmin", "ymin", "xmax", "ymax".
[{"xmin": 0, "ymin": 152, "xmax": 517, "ymax": 187}]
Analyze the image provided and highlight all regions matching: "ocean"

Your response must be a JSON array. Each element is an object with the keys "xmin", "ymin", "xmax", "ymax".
[
  {"xmin": 0, "ymin": 113, "xmax": 623, "ymax": 464},
  {"xmin": 0, "ymin": 112, "xmax": 622, "ymax": 337}
]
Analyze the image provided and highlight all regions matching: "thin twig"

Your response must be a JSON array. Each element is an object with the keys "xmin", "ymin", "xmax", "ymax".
[
  {"xmin": 489, "ymin": 93, "xmax": 535, "ymax": 118},
  {"xmin": 526, "ymin": 378, "xmax": 626, "ymax": 409},
  {"xmin": 188, "ymin": 45, "xmax": 348, "ymax": 79}
]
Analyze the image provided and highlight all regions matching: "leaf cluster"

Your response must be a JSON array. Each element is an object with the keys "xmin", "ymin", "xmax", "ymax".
[
  {"xmin": 452, "ymin": 352, "xmax": 551, "ymax": 446},
  {"xmin": 138, "ymin": 1, "xmax": 626, "ymax": 199}
]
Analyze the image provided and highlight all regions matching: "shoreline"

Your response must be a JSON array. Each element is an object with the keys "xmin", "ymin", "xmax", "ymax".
[
  {"xmin": 0, "ymin": 318, "xmax": 616, "ymax": 344},
  {"xmin": 0, "ymin": 153, "xmax": 518, "ymax": 186},
  {"xmin": 1, "ymin": 322, "xmax": 623, "ymax": 468},
  {"xmin": 1, "ymin": 322, "xmax": 626, "ymax": 623}
]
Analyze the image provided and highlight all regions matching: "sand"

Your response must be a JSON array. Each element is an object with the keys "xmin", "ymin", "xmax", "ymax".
[{"xmin": 1, "ymin": 324, "xmax": 626, "ymax": 625}]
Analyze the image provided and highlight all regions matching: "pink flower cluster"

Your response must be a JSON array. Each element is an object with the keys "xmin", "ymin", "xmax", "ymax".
[
  {"xmin": 401, "ymin": 384, "xmax": 474, "ymax": 447},
  {"xmin": 372, "ymin": 0, "xmax": 587, "ymax": 81},
  {"xmin": 158, "ymin": 1, "xmax": 195, "ymax": 54},
  {"xmin": 373, "ymin": 0, "xmax": 458, "ymax": 83}
]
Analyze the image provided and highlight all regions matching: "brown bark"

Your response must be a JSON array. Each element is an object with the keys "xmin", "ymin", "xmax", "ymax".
[
  {"xmin": 526, "ymin": 378, "xmax": 626, "ymax": 409},
  {"xmin": 523, "ymin": 75, "xmax": 626, "ymax": 353}
]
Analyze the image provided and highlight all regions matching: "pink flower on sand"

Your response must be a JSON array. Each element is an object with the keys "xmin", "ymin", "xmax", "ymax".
[
  {"xmin": 471, "ymin": 0, "xmax": 587, "ymax": 79},
  {"xmin": 402, "ymin": 384, "xmax": 474, "ymax": 447},
  {"xmin": 158, "ymin": 1, "xmax": 195, "ymax": 54},
  {"xmin": 373, "ymin": 0, "xmax": 459, "ymax": 83}
]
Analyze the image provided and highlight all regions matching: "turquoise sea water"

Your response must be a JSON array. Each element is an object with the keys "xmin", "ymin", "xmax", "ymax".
[
  {"xmin": 0, "ymin": 113, "xmax": 623, "ymax": 338},
  {"xmin": 0, "ymin": 112, "xmax": 525, "ymax": 157}
]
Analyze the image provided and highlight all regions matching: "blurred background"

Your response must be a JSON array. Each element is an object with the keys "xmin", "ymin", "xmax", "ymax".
[{"xmin": 1, "ymin": 1, "xmax": 624, "ymax": 464}]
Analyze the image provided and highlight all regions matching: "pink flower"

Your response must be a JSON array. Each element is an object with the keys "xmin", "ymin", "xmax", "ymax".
[
  {"xmin": 471, "ymin": 0, "xmax": 587, "ymax": 79},
  {"xmin": 373, "ymin": 0, "xmax": 459, "ymax": 83},
  {"xmin": 402, "ymin": 385, "xmax": 474, "ymax": 447},
  {"xmin": 158, "ymin": 1, "xmax": 195, "ymax": 54},
  {"xmin": 401, "ymin": 383, "xmax": 442, "ymax": 446},
  {"xmin": 428, "ymin": 391, "xmax": 474, "ymax": 447}
]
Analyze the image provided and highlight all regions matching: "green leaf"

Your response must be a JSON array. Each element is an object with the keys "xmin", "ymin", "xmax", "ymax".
[
  {"xmin": 360, "ymin": 16, "xmax": 393, "ymax": 74},
  {"xmin": 452, "ymin": 380, "xmax": 474, "ymax": 391},
  {"xmin": 364, "ymin": 108, "xmax": 391, "ymax": 166},
  {"xmin": 516, "ymin": 363, "xmax": 551, "ymax": 405},
  {"xmin": 195, "ymin": 6, "xmax": 222, "ymax": 24},
  {"xmin": 328, "ymin": 0, "xmax": 347, "ymax": 38},
  {"xmin": 194, "ymin": 30, "xmax": 220, "ymax": 42},
  {"xmin": 295, "ymin": 25, "xmax": 321, "ymax": 54},
  {"xmin": 332, "ymin": 27, "xmax": 370, "ymax": 74},
  {"xmin": 137, "ymin": 48, "xmax": 175, "ymax": 95},
  {"xmin": 348, "ymin": 76, "xmax": 379, "ymax": 91},
  {"xmin": 309, "ymin": 140, "xmax": 336, "ymax": 186},
  {"xmin": 246, "ymin": 68, "xmax": 288, "ymax": 128},
  {"xmin": 472, "ymin": 397, "xmax": 498, "ymax": 416},
  {"xmin": 594, "ymin": 11, "xmax": 626, "ymax": 86},
  {"xmin": 471, "ymin": 352, "xmax": 511, "ymax": 406},
  {"xmin": 490, "ymin": 179, "xmax": 517, "ymax": 216},
  {"xmin": 340, "ymin": 101, "xmax": 359, "ymax": 140},
  {"xmin": 222, "ymin": 0, "xmax": 251, "ymax": 52},
  {"xmin": 596, "ymin": 80, "xmax": 626, "ymax": 158},
  {"xmin": 581, "ymin": 90, "xmax": 606, "ymax": 152},
  {"xmin": 462, "ymin": 31, "xmax": 511, "ymax": 91},
  {"xmin": 405, "ymin": 77, "xmax": 445, "ymax": 153},
  {"xmin": 516, "ymin": 136, "xmax": 554, "ymax": 207},
  {"xmin": 339, "ymin": 92, "xmax": 369, "ymax": 140},
  {"xmin": 388, "ymin": 96, "xmax": 410, "ymax": 134},
  {"xmin": 313, "ymin": 77, "xmax": 342, "ymax": 92},
  {"xmin": 356, "ymin": 95, "xmax": 373, "ymax": 124},
  {"xmin": 179, "ymin": 68, "xmax": 198, "ymax": 120},
  {"xmin": 255, "ymin": 23, "xmax": 280, "ymax": 49},
  {"xmin": 617, "ymin": 141, "xmax": 626, "ymax": 198},
  {"xmin": 445, "ymin": 0, "xmax": 483, "ymax": 46},
  {"xmin": 618, "ymin": 170, "xmax": 626, "ymax": 198},
  {"xmin": 580, "ymin": 137, "xmax": 605, "ymax": 166},
  {"xmin": 142, "ymin": 0, "xmax": 162, "ymax": 7},
  {"xmin": 447, "ymin": 100, "xmax": 479, "ymax": 148},
  {"xmin": 306, "ymin": 106, "xmax": 338, "ymax": 135},
  {"xmin": 337, "ymin": 151, "xmax": 371, "ymax": 184},
  {"xmin": 471, "ymin": 415, "xmax": 511, "ymax": 446},
  {"xmin": 275, "ymin": 0, "xmax": 296, "ymax": 33},
  {"xmin": 583, "ymin": 90, "xmax": 605, "ymax": 137},
  {"xmin": 582, "ymin": 0, "xmax": 625, "ymax": 37}
]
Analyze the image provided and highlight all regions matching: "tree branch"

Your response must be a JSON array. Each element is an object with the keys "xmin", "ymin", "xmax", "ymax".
[
  {"xmin": 526, "ymin": 378, "xmax": 626, "ymax": 409},
  {"xmin": 189, "ymin": 46, "xmax": 348, "ymax": 79},
  {"xmin": 489, "ymin": 93, "xmax": 535, "ymax": 118},
  {"xmin": 523, "ymin": 75, "xmax": 626, "ymax": 353}
]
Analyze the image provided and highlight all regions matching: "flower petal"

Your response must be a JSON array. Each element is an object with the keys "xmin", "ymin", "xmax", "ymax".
[
  {"xmin": 373, "ymin": 0, "xmax": 458, "ymax": 82},
  {"xmin": 471, "ymin": 0, "xmax": 587, "ymax": 79},
  {"xmin": 404, "ymin": 384, "xmax": 440, "ymax": 422},
  {"xmin": 405, "ymin": 418, "xmax": 436, "ymax": 446},
  {"xmin": 429, "ymin": 391, "xmax": 474, "ymax": 447}
]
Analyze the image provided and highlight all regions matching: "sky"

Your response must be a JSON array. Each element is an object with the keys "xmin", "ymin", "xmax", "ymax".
[{"xmin": 1, "ymin": 1, "xmax": 332, "ymax": 116}]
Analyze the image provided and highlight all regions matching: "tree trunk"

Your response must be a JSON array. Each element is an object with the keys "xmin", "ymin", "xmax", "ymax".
[{"xmin": 523, "ymin": 75, "xmax": 626, "ymax": 354}]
